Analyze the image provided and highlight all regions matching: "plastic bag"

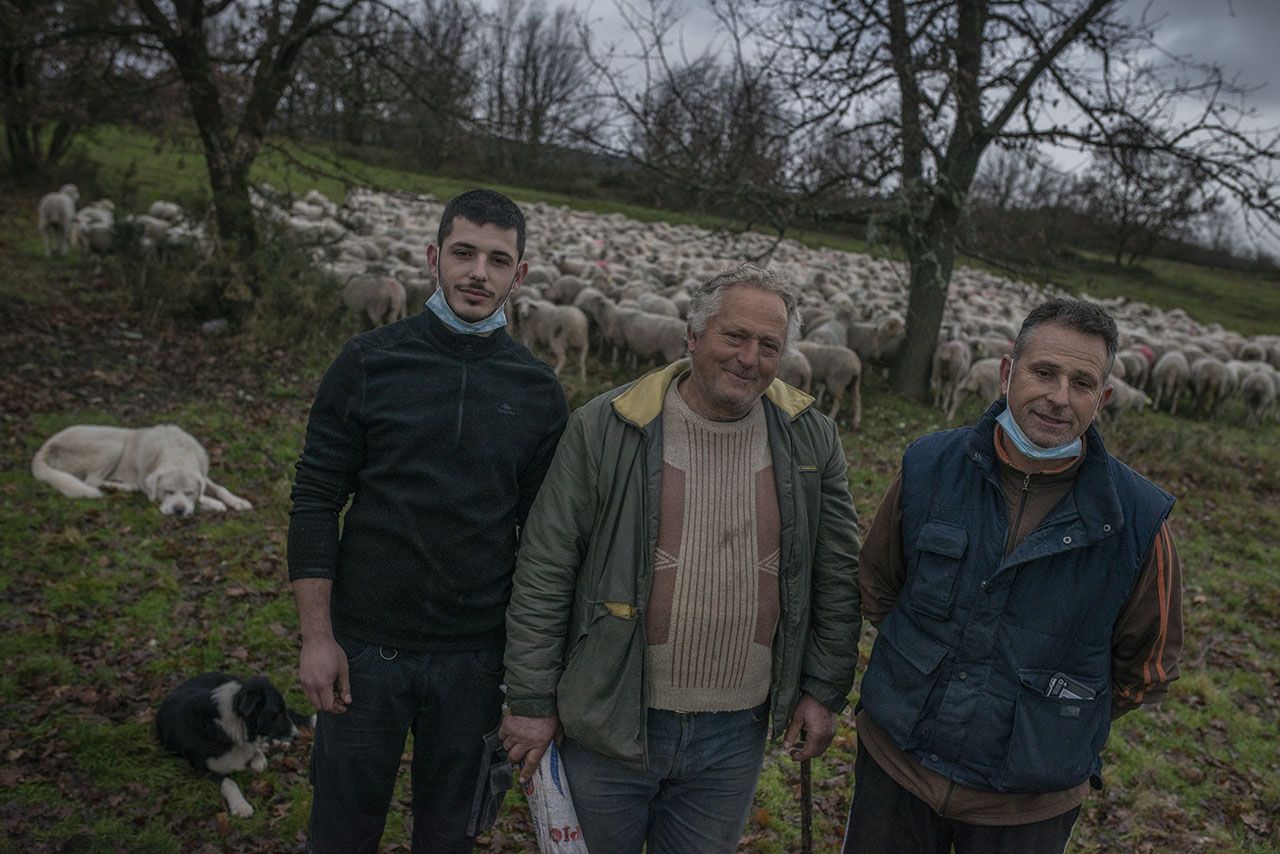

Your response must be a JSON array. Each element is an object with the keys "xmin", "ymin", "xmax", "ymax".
[{"xmin": 522, "ymin": 740, "xmax": 589, "ymax": 853}]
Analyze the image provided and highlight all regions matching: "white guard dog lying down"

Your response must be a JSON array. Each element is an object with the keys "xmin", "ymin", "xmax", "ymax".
[{"xmin": 31, "ymin": 424, "xmax": 252, "ymax": 516}]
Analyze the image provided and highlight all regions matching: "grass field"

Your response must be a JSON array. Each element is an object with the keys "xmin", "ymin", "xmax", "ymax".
[{"xmin": 1, "ymin": 130, "xmax": 1278, "ymax": 852}]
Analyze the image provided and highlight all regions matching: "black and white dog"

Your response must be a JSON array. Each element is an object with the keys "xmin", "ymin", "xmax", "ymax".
[{"xmin": 156, "ymin": 672, "xmax": 314, "ymax": 817}]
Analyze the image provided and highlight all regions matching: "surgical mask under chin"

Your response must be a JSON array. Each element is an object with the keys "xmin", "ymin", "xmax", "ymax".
[
  {"xmin": 996, "ymin": 406, "xmax": 1082, "ymax": 461},
  {"xmin": 426, "ymin": 287, "xmax": 508, "ymax": 335}
]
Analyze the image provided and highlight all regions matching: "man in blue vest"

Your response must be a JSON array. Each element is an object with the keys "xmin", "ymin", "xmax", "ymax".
[{"xmin": 844, "ymin": 298, "xmax": 1182, "ymax": 853}]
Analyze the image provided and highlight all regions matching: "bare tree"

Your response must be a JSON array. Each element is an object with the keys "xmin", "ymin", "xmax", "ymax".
[
  {"xmin": 1, "ymin": 0, "xmax": 150, "ymax": 181},
  {"xmin": 478, "ymin": 0, "xmax": 598, "ymax": 175},
  {"xmin": 88, "ymin": 0, "xmax": 366, "ymax": 301},
  {"xmin": 1077, "ymin": 124, "xmax": 1221, "ymax": 267}
]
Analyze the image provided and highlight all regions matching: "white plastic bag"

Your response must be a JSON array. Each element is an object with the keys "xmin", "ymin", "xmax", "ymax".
[{"xmin": 522, "ymin": 741, "xmax": 589, "ymax": 853}]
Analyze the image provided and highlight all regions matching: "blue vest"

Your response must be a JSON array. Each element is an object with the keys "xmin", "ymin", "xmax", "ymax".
[{"xmin": 859, "ymin": 401, "xmax": 1174, "ymax": 793}]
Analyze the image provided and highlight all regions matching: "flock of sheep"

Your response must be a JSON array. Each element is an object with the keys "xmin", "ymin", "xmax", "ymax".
[{"xmin": 37, "ymin": 183, "xmax": 1280, "ymax": 427}]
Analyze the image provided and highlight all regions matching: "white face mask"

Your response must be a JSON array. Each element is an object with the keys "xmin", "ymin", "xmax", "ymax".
[
  {"xmin": 425, "ymin": 288, "xmax": 508, "ymax": 335},
  {"xmin": 995, "ymin": 406, "xmax": 1082, "ymax": 460}
]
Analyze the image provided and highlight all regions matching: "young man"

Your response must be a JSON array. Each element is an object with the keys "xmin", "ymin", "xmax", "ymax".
[
  {"xmin": 501, "ymin": 264, "xmax": 862, "ymax": 854},
  {"xmin": 288, "ymin": 189, "xmax": 568, "ymax": 853},
  {"xmin": 845, "ymin": 298, "xmax": 1183, "ymax": 853}
]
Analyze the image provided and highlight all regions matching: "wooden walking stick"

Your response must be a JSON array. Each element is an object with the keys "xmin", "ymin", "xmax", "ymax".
[{"xmin": 800, "ymin": 758, "xmax": 813, "ymax": 854}]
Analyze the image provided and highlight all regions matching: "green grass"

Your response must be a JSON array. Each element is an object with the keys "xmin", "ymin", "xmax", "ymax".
[{"xmin": 2, "ymin": 130, "xmax": 1278, "ymax": 851}]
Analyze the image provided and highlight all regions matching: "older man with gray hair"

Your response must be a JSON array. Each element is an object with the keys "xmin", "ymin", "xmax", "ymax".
[{"xmin": 500, "ymin": 264, "xmax": 862, "ymax": 853}]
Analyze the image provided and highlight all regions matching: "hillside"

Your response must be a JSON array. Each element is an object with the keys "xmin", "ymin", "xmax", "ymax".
[{"xmin": 0, "ymin": 131, "xmax": 1277, "ymax": 852}]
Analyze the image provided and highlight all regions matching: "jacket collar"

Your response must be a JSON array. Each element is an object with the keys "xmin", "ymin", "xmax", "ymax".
[
  {"xmin": 610, "ymin": 359, "xmax": 815, "ymax": 428},
  {"xmin": 412, "ymin": 306, "xmax": 511, "ymax": 356},
  {"xmin": 969, "ymin": 399, "xmax": 1125, "ymax": 540}
]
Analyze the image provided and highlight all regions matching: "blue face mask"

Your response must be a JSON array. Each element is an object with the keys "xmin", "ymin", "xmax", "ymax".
[
  {"xmin": 996, "ymin": 406, "xmax": 1082, "ymax": 461},
  {"xmin": 426, "ymin": 287, "xmax": 509, "ymax": 336}
]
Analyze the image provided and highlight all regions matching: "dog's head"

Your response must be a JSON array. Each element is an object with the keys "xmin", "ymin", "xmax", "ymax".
[
  {"xmin": 145, "ymin": 467, "xmax": 205, "ymax": 517},
  {"xmin": 235, "ymin": 677, "xmax": 300, "ymax": 744}
]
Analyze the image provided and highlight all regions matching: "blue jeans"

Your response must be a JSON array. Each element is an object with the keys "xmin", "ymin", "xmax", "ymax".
[
  {"xmin": 307, "ymin": 639, "xmax": 508, "ymax": 854},
  {"xmin": 559, "ymin": 704, "xmax": 769, "ymax": 854}
]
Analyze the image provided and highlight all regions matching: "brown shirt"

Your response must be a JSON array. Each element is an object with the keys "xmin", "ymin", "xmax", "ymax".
[{"xmin": 857, "ymin": 427, "xmax": 1183, "ymax": 824}]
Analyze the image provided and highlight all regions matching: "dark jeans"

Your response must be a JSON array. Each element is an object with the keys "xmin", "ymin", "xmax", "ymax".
[
  {"xmin": 842, "ymin": 740, "xmax": 1081, "ymax": 854},
  {"xmin": 559, "ymin": 704, "xmax": 769, "ymax": 854},
  {"xmin": 307, "ymin": 638, "xmax": 507, "ymax": 854}
]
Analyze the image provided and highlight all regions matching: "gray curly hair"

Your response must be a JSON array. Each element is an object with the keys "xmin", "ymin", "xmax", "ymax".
[{"xmin": 686, "ymin": 264, "xmax": 803, "ymax": 350}]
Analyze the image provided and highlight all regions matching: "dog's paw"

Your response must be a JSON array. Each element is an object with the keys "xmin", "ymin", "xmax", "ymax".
[
  {"xmin": 250, "ymin": 752, "xmax": 268, "ymax": 773},
  {"xmin": 227, "ymin": 496, "xmax": 252, "ymax": 511},
  {"xmin": 230, "ymin": 800, "xmax": 254, "ymax": 818}
]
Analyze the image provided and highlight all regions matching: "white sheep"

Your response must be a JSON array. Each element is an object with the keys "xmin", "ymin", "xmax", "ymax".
[
  {"xmin": 1240, "ymin": 370, "xmax": 1277, "ymax": 426},
  {"xmin": 776, "ymin": 349, "xmax": 812, "ymax": 392},
  {"xmin": 1150, "ymin": 351, "xmax": 1191, "ymax": 415},
  {"xmin": 1190, "ymin": 357, "xmax": 1234, "ymax": 418},
  {"xmin": 514, "ymin": 298, "xmax": 590, "ymax": 379},
  {"xmin": 37, "ymin": 184, "xmax": 80, "ymax": 256},
  {"xmin": 930, "ymin": 339, "xmax": 972, "ymax": 412},
  {"xmin": 797, "ymin": 341, "xmax": 862, "ymax": 427},
  {"xmin": 946, "ymin": 358, "xmax": 1003, "ymax": 422},
  {"xmin": 342, "ymin": 276, "xmax": 406, "ymax": 328},
  {"xmin": 1101, "ymin": 376, "xmax": 1151, "ymax": 423},
  {"xmin": 146, "ymin": 200, "xmax": 185, "ymax": 223},
  {"xmin": 618, "ymin": 311, "xmax": 688, "ymax": 368}
]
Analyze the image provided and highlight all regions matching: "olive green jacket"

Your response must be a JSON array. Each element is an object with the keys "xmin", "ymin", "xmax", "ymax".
[{"xmin": 503, "ymin": 361, "xmax": 862, "ymax": 766}]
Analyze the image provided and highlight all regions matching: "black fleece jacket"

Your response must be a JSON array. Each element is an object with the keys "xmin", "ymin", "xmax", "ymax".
[{"xmin": 288, "ymin": 309, "xmax": 568, "ymax": 651}]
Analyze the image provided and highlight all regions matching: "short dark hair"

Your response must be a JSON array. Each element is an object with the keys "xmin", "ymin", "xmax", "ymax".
[
  {"xmin": 1012, "ymin": 298, "xmax": 1119, "ymax": 375},
  {"xmin": 437, "ymin": 189, "xmax": 526, "ymax": 259}
]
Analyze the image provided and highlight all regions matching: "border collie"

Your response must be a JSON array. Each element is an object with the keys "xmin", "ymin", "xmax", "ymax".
[{"xmin": 156, "ymin": 672, "xmax": 314, "ymax": 817}]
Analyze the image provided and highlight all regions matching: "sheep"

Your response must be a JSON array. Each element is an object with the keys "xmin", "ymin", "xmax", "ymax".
[
  {"xmin": 618, "ymin": 311, "xmax": 688, "ymax": 368},
  {"xmin": 776, "ymin": 349, "xmax": 812, "ymax": 392},
  {"xmin": 37, "ymin": 184, "xmax": 80, "ymax": 256},
  {"xmin": 1190, "ymin": 357, "xmax": 1234, "ymax": 418},
  {"xmin": 797, "ymin": 341, "xmax": 862, "ymax": 427},
  {"xmin": 1115, "ymin": 348, "xmax": 1150, "ymax": 391},
  {"xmin": 969, "ymin": 335, "xmax": 1014, "ymax": 361},
  {"xmin": 146, "ymin": 200, "xmax": 185, "ymax": 223},
  {"xmin": 847, "ymin": 315, "xmax": 906, "ymax": 366},
  {"xmin": 1101, "ymin": 376, "xmax": 1151, "ymax": 423},
  {"xmin": 342, "ymin": 275, "xmax": 406, "ymax": 328},
  {"xmin": 946, "ymin": 358, "xmax": 1003, "ymax": 422},
  {"xmin": 1240, "ymin": 371, "xmax": 1277, "ymax": 426},
  {"xmin": 513, "ymin": 298, "xmax": 590, "ymax": 379},
  {"xmin": 544, "ymin": 275, "xmax": 591, "ymax": 305},
  {"xmin": 1149, "ymin": 351, "xmax": 1192, "ymax": 415},
  {"xmin": 930, "ymin": 339, "xmax": 972, "ymax": 412},
  {"xmin": 635, "ymin": 292, "xmax": 681, "ymax": 318}
]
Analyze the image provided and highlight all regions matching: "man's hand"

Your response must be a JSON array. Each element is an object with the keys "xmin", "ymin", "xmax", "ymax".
[
  {"xmin": 299, "ymin": 635, "xmax": 352, "ymax": 714},
  {"xmin": 499, "ymin": 713, "xmax": 559, "ymax": 783},
  {"xmin": 783, "ymin": 694, "xmax": 837, "ymax": 762}
]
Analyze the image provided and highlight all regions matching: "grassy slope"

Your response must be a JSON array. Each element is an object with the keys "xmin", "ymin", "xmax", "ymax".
[{"xmin": 1, "ymin": 128, "xmax": 1278, "ymax": 852}]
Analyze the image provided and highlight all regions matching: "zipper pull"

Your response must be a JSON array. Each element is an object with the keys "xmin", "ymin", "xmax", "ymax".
[{"xmin": 1021, "ymin": 472, "xmax": 1031, "ymax": 492}]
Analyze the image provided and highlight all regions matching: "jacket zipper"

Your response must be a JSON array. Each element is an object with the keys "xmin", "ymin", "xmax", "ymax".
[
  {"xmin": 1003, "ymin": 472, "xmax": 1032, "ymax": 555},
  {"xmin": 454, "ymin": 362, "xmax": 468, "ymax": 444}
]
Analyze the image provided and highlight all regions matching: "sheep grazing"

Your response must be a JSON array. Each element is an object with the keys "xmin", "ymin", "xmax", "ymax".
[
  {"xmin": 930, "ymin": 339, "xmax": 973, "ymax": 412},
  {"xmin": 618, "ymin": 311, "xmax": 688, "ymax": 368},
  {"xmin": 1101, "ymin": 376, "xmax": 1152, "ymax": 423},
  {"xmin": 796, "ymin": 341, "xmax": 862, "ymax": 427},
  {"xmin": 1190, "ymin": 357, "xmax": 1234, "ymax": 418},
  {"xmin": 946, "ymin": 358, "xmax": 1003, "ymax": 422},
  {"xmin": 513, "ymin": 298, "xmax": 590, "ymax": 379},
  {"xmin": 1115, "ymin": 348, "xmax": 1150, "ymax": 391},
  {"xmin": 1150, "ymin": 351, "xmax": 1192, "ymax": 415},
  {"xmin": 37, "ymin": 184, "xmax": 80, "ymax": 256},
  {"xmin": 342, "ymin": 275, "xmax": 406, "ymax": 328},
  {"xmin": 1240, "ymin": 371, "xmax": 1278, "ymax": 426},
  {"xmin": 847, "ymin": 314, "xmax": 906, "ymax": 367},
  {"xmin": 776, "ymin": 349, "xmax": 812, "ymax": 393},
  {"xmin": 146, "ymin": 200, "xmax": 185, "ymax": 224}
]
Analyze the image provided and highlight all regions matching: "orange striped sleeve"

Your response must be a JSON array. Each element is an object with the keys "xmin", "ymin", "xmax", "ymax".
[{"xmin": 1112, "ymin": 521, "xmax": 1183, "ymax": 717}]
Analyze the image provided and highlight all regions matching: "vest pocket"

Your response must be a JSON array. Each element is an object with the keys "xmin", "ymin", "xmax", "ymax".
[
  {"xmin": 1000, "ymin": 668, "xmax": 1109, "ymax": 792},
  {"xmin": 909, "ymin": 521, "xmax": 968, "ymax": 620},
  {"xmin": 859, "ymin": 616, "xmax": 950, "ymax": 748}
]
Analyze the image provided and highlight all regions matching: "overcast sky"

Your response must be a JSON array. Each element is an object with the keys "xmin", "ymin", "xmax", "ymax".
[{"xmin": 563, "ymin": 0, "xmax": 1279, "ymax": 253}]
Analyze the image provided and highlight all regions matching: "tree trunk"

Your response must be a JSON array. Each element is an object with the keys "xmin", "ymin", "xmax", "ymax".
[
  {"xmin": 891, "ymin": 209, "xmax": 960, "ymax": 403},
  {"xmin": 204, "ymin": 151, "xmax": 261, "ymax": 304}
]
